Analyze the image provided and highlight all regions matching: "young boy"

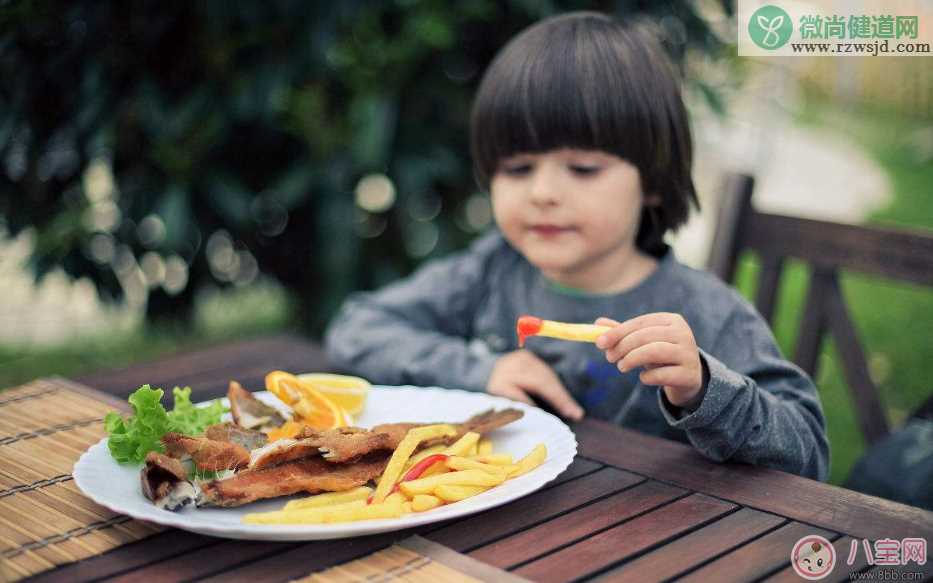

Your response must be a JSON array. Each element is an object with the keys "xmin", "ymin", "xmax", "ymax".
[{"xmin": 325, "ymin": 12, "xmax": 829, "ymax": 480}]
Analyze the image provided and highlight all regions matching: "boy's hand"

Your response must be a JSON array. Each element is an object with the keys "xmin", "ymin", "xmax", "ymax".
[
  {"xmin": 488, "ymin": 350, "xmax": 585, "ymax": 421},
  {"xmin": 595, "ymin": 314, "xmax": 705, "ymax": 410}
]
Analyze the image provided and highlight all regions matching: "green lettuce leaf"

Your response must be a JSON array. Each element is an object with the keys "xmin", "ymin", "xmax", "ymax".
[{"xmin": 104, "ymin": 384, "xmax": 226, "ymax": 464}]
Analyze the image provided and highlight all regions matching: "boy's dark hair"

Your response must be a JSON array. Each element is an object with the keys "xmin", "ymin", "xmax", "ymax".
[{"xmin": 470, "ymin": 11, "xmax": 698, "ymax": 254}]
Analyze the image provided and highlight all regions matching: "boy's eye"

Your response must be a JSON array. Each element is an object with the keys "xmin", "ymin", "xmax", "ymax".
[
  {"xmin": 502, "ymin": 163, "xmax": 533, "ymax": 176},
  {"xmin": 569, "ymin": 164, "xmax": 601, "ymax": 176}
]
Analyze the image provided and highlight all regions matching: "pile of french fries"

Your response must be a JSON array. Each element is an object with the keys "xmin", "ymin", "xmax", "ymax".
[{"xmin": 243, "ymin": 424, "xmax": 547, "ymax": 525}]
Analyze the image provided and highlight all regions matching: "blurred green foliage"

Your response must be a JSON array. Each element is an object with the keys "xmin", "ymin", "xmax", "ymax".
[{"xmin": 1, "ymin": 1, "xmax": 729, "ymax": 333}]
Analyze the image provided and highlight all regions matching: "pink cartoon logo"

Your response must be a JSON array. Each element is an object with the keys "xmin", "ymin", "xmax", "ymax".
[{"xmin": 791, "ymin": 535, "xmax": 836, "ymax": 580}]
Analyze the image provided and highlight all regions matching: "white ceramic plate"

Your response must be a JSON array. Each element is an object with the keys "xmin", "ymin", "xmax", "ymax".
[{"xmin": 73, "ymin": 386, "xmax": 577, "ymax": 541}]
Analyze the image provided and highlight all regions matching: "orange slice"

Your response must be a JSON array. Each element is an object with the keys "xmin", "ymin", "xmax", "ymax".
[
  {"xmin": 265, "ymin": 371, "xmax": 348, "ymax": 430},
  {"xmin": 266, "ymin": 420, "xmax": 304, "ymax": 442}
]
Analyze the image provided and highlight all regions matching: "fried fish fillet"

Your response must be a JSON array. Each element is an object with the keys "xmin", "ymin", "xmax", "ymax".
[
  {"xmin": 371, "ymin": 408, "xmax": 525, "ymax": 448},
  {"xmin": 205, "ymin": 422, "xmax": 269, "ymax": 450},
  {"xmin": 198, "ymin": 452, "xmax": 390, "ymax": 507},
  {"xmin": 228, "ymin": 380, "xmax": 287, "ymax": 431},
  {"xmin": 162, "ymin": 432, "xmax": 251, "ymax": 471},
  {"xmin": 141, "ymin": 452, "xmax": 198, "ymax": 511},
  {"xmin": 250, "ymin": 408, "xmax": 524, "ymax": 469},
  {"xmin": 249, "ymin": 427, "xmax": 392, "ymax": 470}
]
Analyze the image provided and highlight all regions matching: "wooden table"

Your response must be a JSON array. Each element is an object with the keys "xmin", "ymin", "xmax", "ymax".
[{"xmin": 29, "ymin": 335, "xmax": 933, "ymax": 582}]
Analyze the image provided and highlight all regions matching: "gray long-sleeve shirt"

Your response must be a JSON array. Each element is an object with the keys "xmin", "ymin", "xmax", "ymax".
[{"xmin": 325, "ymin": 231, "xmax": 830, "ymax": 480}]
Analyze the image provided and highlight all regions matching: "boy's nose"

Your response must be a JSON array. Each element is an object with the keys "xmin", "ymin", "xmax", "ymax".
[{"xmin": 529, "ymin": 167, "xmax": 560, "ymax": 206}]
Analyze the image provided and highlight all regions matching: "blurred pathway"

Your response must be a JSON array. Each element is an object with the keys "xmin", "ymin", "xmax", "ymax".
[{"xmin": 673, "ymin": 66, "xmax": 892, "ymax": 267}]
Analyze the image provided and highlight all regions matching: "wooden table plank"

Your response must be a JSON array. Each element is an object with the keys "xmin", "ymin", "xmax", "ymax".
[
  {"xmin": 675, "ymin": 522, "xmax": 838, "ymax": 583},
  {"xmin": 74, "ymin": 335, "xmax": 329, "ymax": 400},
  {"xmin": 469, "ymin": 479, "xmax": 687, "ymax": 569},
  {"xmin": 594, "ymin": 507, "xmax": 788, "ymax": 582},
  {"xmin": 513, "ymin": 493, "xmax": 737, "ymax": 583},
  {"xmin": 576, "ymin": 419, "xmax": 933, "ymax": 542},
  {"xmin": 546, "ymin": 456, "xmax": 602, "ymax": 486},
  {"xmin": 426, "ymin": 467, "xmax": 644, "ymax": 552},
  {"xmin": 194, "ymin": 529, "xmax": 420, "ymax": 583},
  {"xmin": 103, "ymin": 539, "xmax": 302, "ymax": 583}
]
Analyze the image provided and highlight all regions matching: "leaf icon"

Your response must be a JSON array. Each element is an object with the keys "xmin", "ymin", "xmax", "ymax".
[
  {"xmin": 757, "ymin": 15, "xmax": 772, "ymax": 29},
  {"xmin": 770, "ymin": 15, "xmax": 785, "ymax": 30}
]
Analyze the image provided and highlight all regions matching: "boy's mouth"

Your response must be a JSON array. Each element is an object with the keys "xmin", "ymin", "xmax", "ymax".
[{"xmin": 528, "ymin": 224, "xmax": 574, "ymax": 237}]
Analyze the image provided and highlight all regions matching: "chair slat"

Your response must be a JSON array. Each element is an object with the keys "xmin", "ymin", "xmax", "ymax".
[
  {"xmin": 794, "ymin": 268, "xmax": 834, "ymax": 378},
  {"xmin": 824, "ymin": 275, "xmax": 890, "ymax": 444}
]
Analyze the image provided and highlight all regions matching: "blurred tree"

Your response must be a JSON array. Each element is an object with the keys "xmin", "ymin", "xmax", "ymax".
[{"xmin": 0, "ymin": 0, "xmax": 731, "ymax": 333}]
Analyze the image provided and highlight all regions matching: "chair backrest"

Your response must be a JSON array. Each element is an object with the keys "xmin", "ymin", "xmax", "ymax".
[{"xmin": 707, "ymin": 173, "xmax": 933, "ymax": 446}]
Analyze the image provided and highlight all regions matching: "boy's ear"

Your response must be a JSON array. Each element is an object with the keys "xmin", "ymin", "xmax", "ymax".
[{"xmin": 645, "ymin": 193, "xmax": 662, "ymax": 206}]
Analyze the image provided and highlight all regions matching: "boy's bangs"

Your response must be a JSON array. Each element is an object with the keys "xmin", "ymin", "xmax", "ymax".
[{"xmin": 471, "ymin": 17, "xmax": 651, "ymax": 185}]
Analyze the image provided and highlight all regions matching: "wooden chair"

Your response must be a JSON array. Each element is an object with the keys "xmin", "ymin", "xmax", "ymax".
[{"xmin": 707, "ymin": 173, "xmax": 933, "ymax": 446}]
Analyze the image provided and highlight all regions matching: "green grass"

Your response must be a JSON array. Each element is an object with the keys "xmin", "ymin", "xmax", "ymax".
[
  {"xmin": 0, "ymin": 281, "xmax": 295, "ymax": 390},
  {"xmin": 733, "ymin": 97, "xmax": 933, "ymax": 485}
]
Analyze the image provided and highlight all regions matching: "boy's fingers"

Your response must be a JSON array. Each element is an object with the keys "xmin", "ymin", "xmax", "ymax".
[
  {"xmin": 522, "ymin": 379, "xmax": 584, "ymax": 421},
  {"xmin": 619, "ymin": 341, "xmax": 682, "ymax": 372},
  {"xmin": 596, "ymin": 312, "xmax": 676, "ymax": 348},
  {"xmin": 595, "ymin": 317, "xmax": 621, "ymax": 348},
  {"xmin": 639, "ymin": 365, "xmax": 689, "ymax": 387},
  {"xmin": 491, "ymin": 385, "xmax": 535, "ymax": 406},
  {"xmin": 607, "ymin": 325, "xmax": 683, "ymax": 362}
]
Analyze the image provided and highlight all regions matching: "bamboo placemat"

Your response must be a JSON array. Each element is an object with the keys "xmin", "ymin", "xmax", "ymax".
[
  {"xmin": 296, "ymin": 536, "xmax": 530, "ymax": 583},
  {"xmin": 0, "ymin": 378, "xmax": 163, "ymax": 582}
]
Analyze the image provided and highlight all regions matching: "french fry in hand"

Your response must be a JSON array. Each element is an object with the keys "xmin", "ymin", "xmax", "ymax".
[
  {"xmin": 470, "ymin": 453, "xmax": 513, "ymax": 465},
  {"xmin": 435, "ymin": 484, "xmax": 489, "ymax": 502},
  {"xmin": 446, "ymin": 456, "xmax": 516, "ymax": 475},
  {"xmin": 372, "ymin": 424, "xmax": 456, "ymax": 504},
  {"xmin": 510, "ymin": 444, "xmax": 547, "ymax": 477},
  {"xmin": 400, "ymin": 469, "xmax": 506, "ymax": 497},
  {"xmin": 411, "ymin": 494, "xmax": 443, "ymax": 512},
  {"xmin": 284, "ymin": 486, "xmax": 372, "ymax": 511},
  {"xmin": 517, "ymin": 315, "xmax": 611, "ymax": 347},
  {"xmin": 443, "ymin": 432, "xmax": 480, "ymax": 457}
]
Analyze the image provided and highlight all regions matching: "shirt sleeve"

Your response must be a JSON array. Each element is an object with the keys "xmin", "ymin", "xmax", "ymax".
[
  {"xmin": 324, "ymin": 234, "xmax": 502, "ymax": 393},
  {"xmin": 657, "ymin": 306, "xmax": 830, "ymax": 481}
]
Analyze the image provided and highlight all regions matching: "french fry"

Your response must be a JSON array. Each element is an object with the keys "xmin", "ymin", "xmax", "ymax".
[
  {"xmin": 434, "ymin": 484, "xmax": 489, "ymax": 503},
  {"xmin": 402, "ymin": 501, "xmax": 413, "ymax": 514},
  {"xmin": 477, "ymin": 439, "xmax": 494, "ymax": 455},
  {"xmin": 411, "ymin": 494, "xmax": 443, "ymax": 512},
  {"xmin": 372, "ymin": 424, "xmax": 457, "ymax": 504},
  {"xmin": 443, "ymin": 431, "xmax": 480, "ymax": 457},
  {"xmin": 446, "ymin": 456, "xmax": 515, "ymax": 475},
  {"xmin": 243, "ymin": 499, "xmax": 373, "ymax": 524},
  {"xmin": 517, "ymin": 315, "xmax": 611, "ymax": 346},
  {"xmin": 510, "ymin": 444, "xmax": 547, "ymax": 477},
  {"xmin": 400, "ymin": 469, "xmax": 506, "ymax": 497},
  {"xmin": 284, "ymin": 486, "xmax": 372, "ymax": 511},
  {"xmin": 471, "ymin": 453, "xmax": 513, "ymax": 465},
  {"xmin": 385, "ymin": 492, "xmax": 408, "ymax": 505}
]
